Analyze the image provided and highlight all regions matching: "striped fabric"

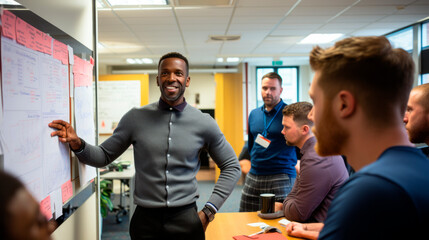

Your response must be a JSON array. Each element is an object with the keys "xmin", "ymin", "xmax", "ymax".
[{"xmin": 239, "ymin": 173, "xmax": 295, "ymax": 212}]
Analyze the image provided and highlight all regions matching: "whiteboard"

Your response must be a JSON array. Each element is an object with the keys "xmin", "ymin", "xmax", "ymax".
[
  {"xmin": 0, "ymin": 36, "xmax": 71, "ymax": 201},
  {"xmin": 98, "ymin": 80, "xmax": 141, "ymax": 134}
]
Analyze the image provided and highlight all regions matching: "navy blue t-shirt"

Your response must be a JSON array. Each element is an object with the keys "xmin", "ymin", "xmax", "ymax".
[
  {"xmin": 248, "ymin": 100, "xmax": 297, "ymax": 176},
  {"xmin": 319, "ymin": 146, "xmax": 429, "ymax": 239}
]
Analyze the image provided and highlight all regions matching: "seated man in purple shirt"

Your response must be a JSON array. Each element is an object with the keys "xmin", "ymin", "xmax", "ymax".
[{"xmin": 275, "ymin": 102, "xmax": 349, "ymax": 223}]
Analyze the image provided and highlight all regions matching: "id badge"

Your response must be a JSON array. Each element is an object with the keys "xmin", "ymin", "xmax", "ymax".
[{"xmin": 255, "ymin": 133, "xmax": 271, "ymax": 148}]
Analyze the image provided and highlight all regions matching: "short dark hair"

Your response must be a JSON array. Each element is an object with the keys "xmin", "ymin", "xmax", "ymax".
[
  {"xmin": 310, "ymin": 36, "xmax": 414, "ymax": 127},
  {"xmin": 262, "ymin": 72, "xmax": 282, "ymax": 86},
  {"xmin": 158, "ymin": 52, "xmax": 189, "ymax": 76},
  {"xmin": 282, "ymin": 102, "xmax": 313, "ymax": 127},
  {"xmin": 0, "ymin": 171, "xmax": 25, "ymax": 239}
]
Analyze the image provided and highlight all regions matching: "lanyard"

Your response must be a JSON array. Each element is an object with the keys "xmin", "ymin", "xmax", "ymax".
[{"xmin": 262, "ymin": 102, "xmax": 283, "ymax": 137}]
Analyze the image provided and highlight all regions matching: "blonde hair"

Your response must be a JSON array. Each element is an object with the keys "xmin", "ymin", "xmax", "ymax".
[{"xmin": 412, "ymin": 83, "xmax": 429, "ymax": 112}]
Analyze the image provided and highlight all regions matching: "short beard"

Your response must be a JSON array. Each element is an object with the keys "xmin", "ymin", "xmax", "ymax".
[
  {"xmin": 313, "ymin": 99, "xmax": 349, "ymax": 156},
  {"xmin": 408, "ymin": 124, "xmax": 429, "ymax": 144},
  {"xmin": 160, "ymin": 82, "xmax": 185, "ymax": 103}
]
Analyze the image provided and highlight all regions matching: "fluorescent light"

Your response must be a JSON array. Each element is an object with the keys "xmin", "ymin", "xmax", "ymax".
[
  {"xmin": 141, "ymin": 58, "xmax": 153, "ymax": 64},
  {"xmin": 126, "ymin": 58, "xmax": 136, "ymax": 64},
  {"xmin": 226, "ymin": 57, "xmax": 239, "ymax": 63},
  {"xmin": 299, "ymin": 34, "xmax": 343, "ymax": 44},
  {"xmin": 107, "ymin": 0, "xmax": 167, "ymax": 6},
  {"xmin": 126, "ymin": 58, "xmax": 153, "ymax": 64},
  {"xmin": 217, "ymin": 58, "xmax": 224, "ymax": 63},
  {"xmin": 0, "ymin": 0, "xmax": 20, "ymax": 5}
]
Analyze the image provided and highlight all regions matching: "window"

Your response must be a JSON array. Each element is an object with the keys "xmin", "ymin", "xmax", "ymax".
[
  {"xmin": 421, "ymin": 21, "xmax": 429, "ymax": 84},
  {"xmin": 423, "ymin": 22, "xmax": 429, "ymax": 49},
  {"xmin": 256, "ymin": 66, "xmax": 299, "ymax": 107},
  {"xmin": 422, "ymin": 74, "xmax": 429, "ymax": 84},
  {"xmin": 386, "ymin": 26, "xmax": 413, "ymax": 52}
]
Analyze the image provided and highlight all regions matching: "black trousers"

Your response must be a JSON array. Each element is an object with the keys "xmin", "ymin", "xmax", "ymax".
[{"xmin": 129, "ymin": 203, "xmax": 205, "ymax": 240}]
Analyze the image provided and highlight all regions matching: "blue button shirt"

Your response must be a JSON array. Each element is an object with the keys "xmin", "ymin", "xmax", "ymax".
[{"xmin": 248, "ymin": 100, "xmax": 297, "ymax": 176}]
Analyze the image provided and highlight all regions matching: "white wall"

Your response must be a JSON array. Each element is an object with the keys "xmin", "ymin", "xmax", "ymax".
[
  {"xmin": 148, "ymin": 72, "xmax": 216, "ymax": 109},
  {"xmin": 299, "ymin": 65, "xmax": 314, "ymax": 103},
  {"xmin": 51, "ymin": 194, "xmax": 98, "ymax": 240},
  {"xmin": 16, "ymin": 0, "xmax": 94, "ymax": 50}
]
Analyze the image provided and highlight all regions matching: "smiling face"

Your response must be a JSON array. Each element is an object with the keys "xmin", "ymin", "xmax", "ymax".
[
  {"xmin": 157, "ymin": 57, "xmax": 190, "ymax": 106},
  {"xmin": 404, "ymin": 89, "xmax": 429, "ymax": 144},
  {"xmin": 308, "ymin": 71, "xmax": 349, "ymax": 156}
]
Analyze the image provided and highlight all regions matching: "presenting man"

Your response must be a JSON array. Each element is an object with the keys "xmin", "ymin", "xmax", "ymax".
[
  {"xmin": 49, "ymin": 52, "xmax": 241, "ymax": 240},
  {"xmin": 277, "ymin": 102, "xmax": 348, "ymax": 223},
  {"xmin": 404, "ymin": 83, "xmax": 429, "ymax": 148},
  {"xmin": 240, "ymin": 72, "xmax": 297, "ymax": 212},
  {"xmin": 285, "ymin": 36, "xmax": 429, "ymax": 240}
]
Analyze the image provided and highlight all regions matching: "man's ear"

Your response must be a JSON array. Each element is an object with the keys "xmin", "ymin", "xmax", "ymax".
[
  {"xmin": 336, "ymin": 90, "xmax": 356, "ymax": 118},
  {"xmin": 156, "ymin": 76, "xmax": 160, "ymax": 86},
  {"xmin": 185, "ymin": 76, "xmax": 191, "ymax": 87},
  {"xmin": 301, "ymin": 125, "xmax": 310, "ymax": 135}
]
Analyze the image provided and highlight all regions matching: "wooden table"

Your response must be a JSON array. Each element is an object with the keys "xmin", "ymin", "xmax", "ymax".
[{"xmin": 206, "ymin": 212, "xmax": 303, "ymax": 240}]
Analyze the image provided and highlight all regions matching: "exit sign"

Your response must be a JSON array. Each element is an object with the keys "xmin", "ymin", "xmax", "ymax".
[{"xmin": 272, "ymin": 60, "xmax": 283, "ymax": 66}]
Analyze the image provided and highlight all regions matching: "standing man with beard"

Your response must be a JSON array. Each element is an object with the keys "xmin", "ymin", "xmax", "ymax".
[
  {"xmin": 285, "ymin": 36, "xmax": 429, "ymax": 240},
  {"xmin": 49, "ymin": 52, "xmax": 241, "ymax": 240},
  {"xmin": 240, "ymin": 72, "xmax": 298, "ymax": 212},
  {"xmin": 404, "ymin": 83, "xmax": 429, "ymax": 150}
]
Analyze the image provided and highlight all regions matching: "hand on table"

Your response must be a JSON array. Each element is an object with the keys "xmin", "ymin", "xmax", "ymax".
[{"xmin": 285, "ymin": 222, "xmax": 321, "ymax": 240}]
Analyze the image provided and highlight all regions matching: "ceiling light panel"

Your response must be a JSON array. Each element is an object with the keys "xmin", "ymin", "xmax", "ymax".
[
  {"xmin": 299, "ymin": 33, "xmax": 343, "ymax": 44},
  {"xmin": 107, "ymin": 0, "xmax": 167, "ymax": 6}
]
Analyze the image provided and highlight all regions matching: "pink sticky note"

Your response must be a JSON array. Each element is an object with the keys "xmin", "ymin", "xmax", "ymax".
[
  {"xmin": 61, "ymin": 180, "xmax": 73, "ymax": 203},
  {"xmin": 84, "ymin": 60, "xmax": 93, "ymax": 77},
  {"xmin": 1, "ymin": 10, "xmax": 16, "ymax": 39},
  {"xmin": 74, "ymin": 73, "xmax": 92, "ymax": 87},
  {"xmin": 90, "ymin": 56, "xmax": 94, "ymax": 66},
  {"xmin": 40, "ymin": 196, "xmax": 53, "ymax": 220},
  {"xmin": 26, "ymin": 23, "xmax": 36, "ymax": 51},
  {"xmin": 16, "ymin": 17, "xmax": 27, "ymax": 46},
  {"xmin": 34, "ymin": 29, "xmax": 45, "ymax": 53},
  {"xmin": 53, "ymin": 39, "xmax": 68, "ymax": 64},
  {"xmin": 73, "ymin": 55, "xmax": 84, "ymax": 75},
  {"xmin": 42, "ymin": 34, "xmax": 52, "ymax": 55}
]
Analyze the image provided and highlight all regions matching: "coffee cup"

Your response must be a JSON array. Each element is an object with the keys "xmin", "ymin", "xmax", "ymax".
[{"xmin": 260, "ymin": 193, "xmax": 275, "ymax": 214}]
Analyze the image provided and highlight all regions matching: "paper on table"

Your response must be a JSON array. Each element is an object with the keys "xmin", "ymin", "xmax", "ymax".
[
  {"xmin": 247, "ymin": 222, "xmax": 269, "ymax": 227},
  {"xmin": 278, "ymin": 218, "xmax": 291, "ymax": 226}
]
